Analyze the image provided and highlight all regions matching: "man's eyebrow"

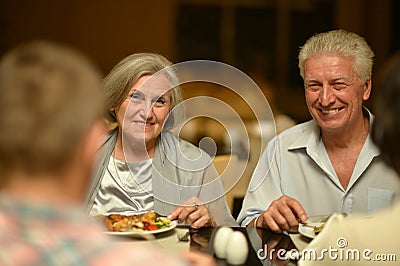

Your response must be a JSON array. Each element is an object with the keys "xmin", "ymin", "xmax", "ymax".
[
  {"xmin": 304, "ymin": 76, "xmax": 352, "ymax": 82},
  {"xmin": 304, "ymin": 77, "xmax": 319, "ymax": 82},
  {"xmin": 330, "ymin": 75, "xmax": 354, "ymax": 82},
  {"xmin": 331, "ymin": 75, "xmax": 346, "ymax": 80}
]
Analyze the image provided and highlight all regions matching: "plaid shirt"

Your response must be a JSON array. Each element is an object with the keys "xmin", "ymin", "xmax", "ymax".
[{"xmin": 0, "ymin": 194, "xmax": 187, "ymax": 266}]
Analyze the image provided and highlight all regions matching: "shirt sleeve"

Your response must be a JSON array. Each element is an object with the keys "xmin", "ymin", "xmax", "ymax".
[
  {"xmin": 200, "ymin": 161, "xmax": 238, "ymax": 226},
  {"xmin": 236, "ymin": 137, "xmax": 284, "ymax": 226}
]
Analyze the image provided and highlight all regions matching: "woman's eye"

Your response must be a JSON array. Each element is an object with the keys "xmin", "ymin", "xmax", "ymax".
[
  {"xmin": 157, "ymin": 98, "xmax": 166, "ymax": 104},
  {"xmin": 129, "ymin": 93, "xmax": 141, "ymax": 100},
  {"xmin": 153, "ymin": 97, "xmax": 168, "ymax": 106}
]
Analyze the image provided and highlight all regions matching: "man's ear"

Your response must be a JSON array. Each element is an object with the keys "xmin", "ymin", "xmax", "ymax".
[
  {"xmin": 363, "ymin": 78, "xmax": 372, "ymax": 101},
  {"xmin": 81, "ymin": 120, "xmax": 107, "ymax": 171},
  {"xmin": 66, "ymin": 119, "xmax": 107, "ymax": 202}
]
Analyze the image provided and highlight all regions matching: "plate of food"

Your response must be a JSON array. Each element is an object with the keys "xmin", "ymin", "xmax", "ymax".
[
  {"xmin": 298, "ymin": 221, "xmax": 325, "ymax": 239},
  {"xmin": 98, "ymin": 211, "xmax": 177, "ymax": 236},
  {"xmin": 297, "ymin": 214, "xmax": 333, "ymax": 239},
  {"xmin": 298, "ymin": 213, "xmax": 348, "ymax": 239}
]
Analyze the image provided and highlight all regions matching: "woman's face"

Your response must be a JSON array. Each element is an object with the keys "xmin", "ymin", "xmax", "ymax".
[{"xmin": 115, "ymin": 74, "xmax": 171, "ymax": 150}]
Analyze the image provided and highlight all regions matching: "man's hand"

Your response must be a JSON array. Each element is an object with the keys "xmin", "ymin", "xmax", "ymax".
[{"xmin": 251, "ymin": 195, "xmax": 307, "ymax": 233}]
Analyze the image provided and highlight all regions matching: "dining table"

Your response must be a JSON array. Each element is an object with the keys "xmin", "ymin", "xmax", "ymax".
[{"xmin": 108, "ymin": 225, "xmax": 313, "ymax": 266}]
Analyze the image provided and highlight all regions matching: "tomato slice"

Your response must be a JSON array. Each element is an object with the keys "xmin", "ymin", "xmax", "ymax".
[
  {"xmin": 142, "ymin": 222, "xmax": 158, "ymax": 231},
  {"xmin": 148, "ymin": 223, "xmax": 158, "ymax": 231}
]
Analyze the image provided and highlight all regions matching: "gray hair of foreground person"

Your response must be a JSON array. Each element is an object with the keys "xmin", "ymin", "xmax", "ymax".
[
  {"xmin": 298, "ymin": 29, "xmax": 375, "ymax": 84},
  {"xmin": 0, "ymin": 41, "xmax": 104, "ymax": 184},
  {"xmin": 103, "ymin": 52, "xmax": 183, "ymax": 129}
]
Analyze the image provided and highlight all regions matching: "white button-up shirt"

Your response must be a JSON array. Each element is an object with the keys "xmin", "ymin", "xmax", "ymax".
[{"xmin": 237, "ymin": 110, "xmax": 400, "ymax": 226}]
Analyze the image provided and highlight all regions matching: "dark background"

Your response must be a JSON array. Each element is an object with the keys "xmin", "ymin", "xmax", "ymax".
[{"xmin": 0, "ymin": 0, "xmax": 399, "ymax": 122}]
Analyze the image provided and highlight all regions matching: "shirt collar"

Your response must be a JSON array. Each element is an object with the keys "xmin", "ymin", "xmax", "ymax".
[
  {"xmin": 287, "ymin": 120, "xmax": 320, "ymax": 151},
  {"xmin": 287, "ymin": 107, "xmax": 380, "ymax": 157}
]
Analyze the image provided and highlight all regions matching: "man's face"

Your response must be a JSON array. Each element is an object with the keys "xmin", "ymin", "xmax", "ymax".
[{"xmin": 303, "ymin": 54, "xmax": 371, "ymax": 134}]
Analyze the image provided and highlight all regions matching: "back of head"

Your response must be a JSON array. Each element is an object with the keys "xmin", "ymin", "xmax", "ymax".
[
  {"xmin": 0, "ymin": 41, "xmax": 104, "ymax": 181},
  {"xmin": 298, "ymin": 29, "xmax": 374, "ymax": 83},
  {"xmin": 372, "ymin": 53, "xmax": 400, "ymax": 173}
]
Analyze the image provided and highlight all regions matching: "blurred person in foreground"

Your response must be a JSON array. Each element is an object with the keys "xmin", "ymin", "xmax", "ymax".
[
  {"xmin": 0, "ymin": 41, "xmax": 214, "ymax": 265},
  {"xmin": 237, "ymin": 29, "xmax": 400, "ymax": 233},
  {"xmin": 86, "ymin": 53, "xmax": 236, "ymax": 228},
  {"xmin": 299, "ymin": 53, "xmax": 400, "ymax": 265}
]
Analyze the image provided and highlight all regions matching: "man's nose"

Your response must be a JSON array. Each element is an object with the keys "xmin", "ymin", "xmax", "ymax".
[{"xmin": 319, "ymin": 85, "xmax": 335, "ymax": 106}]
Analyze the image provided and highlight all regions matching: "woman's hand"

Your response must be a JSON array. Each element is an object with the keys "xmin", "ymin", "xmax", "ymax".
[{"xmin": 167, "ymin": 197, "xmax": 216, "ymax": 229}]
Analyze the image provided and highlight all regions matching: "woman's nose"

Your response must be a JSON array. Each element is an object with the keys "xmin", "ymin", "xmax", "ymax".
[{"xmin": 139, "ymin": 100, "xmax": 155, "ymax": 118}]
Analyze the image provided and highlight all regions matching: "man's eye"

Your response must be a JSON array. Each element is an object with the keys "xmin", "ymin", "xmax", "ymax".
[
  {"xmin": 306, "ymin": 84, "xmax": 322, "ymax": 91},
  {"xmin": 332, "ymin": 83, "xmax": 347, "ymax": 90}
]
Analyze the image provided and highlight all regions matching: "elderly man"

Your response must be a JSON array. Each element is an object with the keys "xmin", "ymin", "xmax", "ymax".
[{"xmin": 237, "ymin": 29, "xmax": 400, "ymax": 233}]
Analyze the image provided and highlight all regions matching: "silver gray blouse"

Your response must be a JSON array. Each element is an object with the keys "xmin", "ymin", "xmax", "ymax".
[{"xmin": 90, "ymin": 157, "xmax": 153, "ymax": 215}]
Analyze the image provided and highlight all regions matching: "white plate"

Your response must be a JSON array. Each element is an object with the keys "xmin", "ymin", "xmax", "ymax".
[
  {"xmin": 105, "ymin": 220, "xmax": 177, "ymax": 236},
  {"xmin": 298, "ymin": 221, "xmax": 325, "ymax": 239},
  {"xmin": 298, "ymin": 214, "xmax": 332, "ymax": 239}
]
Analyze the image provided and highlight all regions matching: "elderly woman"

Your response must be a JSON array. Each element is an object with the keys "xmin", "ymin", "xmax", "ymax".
[{"xmin": 86, "ymin": 53, "xmax": 235, "ymax": 228}]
